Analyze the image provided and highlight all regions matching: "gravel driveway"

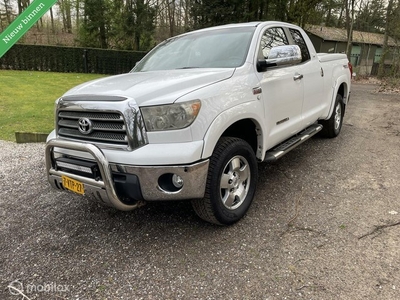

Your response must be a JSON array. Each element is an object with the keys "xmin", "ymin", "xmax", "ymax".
[{"xmin": 1, "ymin": 82, "xmax": 399, "ymax": 300}]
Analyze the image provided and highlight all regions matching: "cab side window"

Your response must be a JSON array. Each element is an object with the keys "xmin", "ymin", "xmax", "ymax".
[
  {"xmin": 260, "ymin": 27, "xmax": 289, "ymax": 59},
  {"xmin": 289, "ymin": 28, "xmax": 310, "ymax": 62}
]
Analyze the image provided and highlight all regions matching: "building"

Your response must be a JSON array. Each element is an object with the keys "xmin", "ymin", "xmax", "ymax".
[{"xmin": 306, "ymin": 25, "xmax": 397, "ymax": 75}]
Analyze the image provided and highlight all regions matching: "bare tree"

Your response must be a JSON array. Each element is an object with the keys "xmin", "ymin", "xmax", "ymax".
[
  {"xmin": 3, "ymin": 0, "xmax": 12, "ymax": 24},
  {"xmin": 59, "ymin": 0, "xmax": 73, "ymax": 33},
  {"xmin": 18, "ymin": 0, "xmax": 30, "ymax": 15},
  {"xmin": 75, "ymin": 0, "xmax": 81, "ymax": 31},
  {"xmin": 378, "ymin": 0, "xmax": 394, "ymax": 78},
  {"xmin": 49, "ymin": 6, "xmax": 56, "ymax": 33},
  {"xmin": 345, "ymin": 0, "xmax": 355, "ymax": 61},
  {"xmin": 167, "ymin": 0, "xmax": 176, "ymax": 37}
]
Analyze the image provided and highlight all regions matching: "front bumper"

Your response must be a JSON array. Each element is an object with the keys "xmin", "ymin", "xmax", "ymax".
[{"xmin": 45, "ymin": 139, "xmax": 209, "ymax": 211}]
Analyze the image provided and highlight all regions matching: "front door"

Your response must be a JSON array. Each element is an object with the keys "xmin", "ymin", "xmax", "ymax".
[{"xmin": 256, "ymin": 26, "xmax": 304, "ymax": 150}]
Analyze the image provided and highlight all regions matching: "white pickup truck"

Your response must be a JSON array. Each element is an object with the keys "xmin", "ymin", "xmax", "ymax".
[{"xmin": 45, "ymin": 21, "xmax": 351, "ymax": 225}]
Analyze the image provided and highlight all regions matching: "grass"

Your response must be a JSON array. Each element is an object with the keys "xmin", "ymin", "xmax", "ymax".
[{"xmin": 0, "ymin": 70, "xmax": 106, "ymax": 141}]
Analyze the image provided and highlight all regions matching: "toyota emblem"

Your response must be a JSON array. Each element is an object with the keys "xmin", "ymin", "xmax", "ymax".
[{"xmin": 78, "ymin": 117, "xmax": 93, "ymax": 135}]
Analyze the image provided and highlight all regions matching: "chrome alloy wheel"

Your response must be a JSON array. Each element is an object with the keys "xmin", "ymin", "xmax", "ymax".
[
  {"xmin": 220, "ymin": 155, "xmax": 250, "ymax": 210},
  {"xmin": 334, "ymin": 102, "xmax": 342, "ymax": 130}
]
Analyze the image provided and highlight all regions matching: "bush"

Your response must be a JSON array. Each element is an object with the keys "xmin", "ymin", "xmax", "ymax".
[{"xmin": 0, "ymin": 44, "xmax": 147, "ymax": 74}]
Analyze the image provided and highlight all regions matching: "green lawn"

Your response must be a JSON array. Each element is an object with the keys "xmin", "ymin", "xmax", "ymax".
[{"xmin": 0, "ymin": 70, "xmax": 106, "ymax": 141}]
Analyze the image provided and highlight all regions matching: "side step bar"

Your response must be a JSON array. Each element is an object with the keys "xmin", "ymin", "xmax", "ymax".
[{"xmin": 263, "ymin": 124, "xmax": 323, "ymax": 162}]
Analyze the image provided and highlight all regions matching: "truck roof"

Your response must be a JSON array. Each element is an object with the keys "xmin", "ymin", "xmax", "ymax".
[{"xmin": 174, "ymin": 21, "xmax": 300, "ymax": 38}]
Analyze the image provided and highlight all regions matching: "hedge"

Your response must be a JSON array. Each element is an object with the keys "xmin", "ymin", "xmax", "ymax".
[{"xmin": 0, "ymin": 44, "xmax": 147, "ymax": 75}]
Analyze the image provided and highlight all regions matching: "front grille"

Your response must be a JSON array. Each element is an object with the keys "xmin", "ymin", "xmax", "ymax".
[{"xmin": 57, "ymin": 111, "xmax": 128, "ymax": 146}]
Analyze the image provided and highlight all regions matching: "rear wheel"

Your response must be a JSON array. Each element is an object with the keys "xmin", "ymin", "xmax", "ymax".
[
  {"xmin": 191, "ymin": 137, "xmax": 258, "ymax": 225},
  {"xmin": 320, "ymin": 94, "xmax": 344, "ymax": 138}
]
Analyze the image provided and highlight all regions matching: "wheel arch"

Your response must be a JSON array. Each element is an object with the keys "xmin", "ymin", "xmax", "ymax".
[
  {"xmin": 337, "ymin": 81, "xmax": 349, "ymax": 104},
  {"xmin": 326, "ymin": 78, "xmax": 349, "ymax": 120},
  {"xmin": 336, "ymin": 81, "xmax": 349, "ymax": 115},
  {"xmin": 221, "ymin": 119, "xmax": 260, "ymax": 153},
  {"xmin": 202, "ymin": 110, "xmax": 264, "ymax": 161}
]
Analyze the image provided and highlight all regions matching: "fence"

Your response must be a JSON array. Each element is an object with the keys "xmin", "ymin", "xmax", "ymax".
[{"xmin": 0, "ymin": 44, "xmax": 147, "ymax": 75}]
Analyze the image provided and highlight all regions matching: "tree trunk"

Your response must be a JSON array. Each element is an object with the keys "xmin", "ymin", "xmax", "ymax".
[
  {"xmin": 338, "ymin": 0, "xmax": 345, "ymax": 28},
  {"xmin": 58, "ymin": 0, "xmax": 72, "ymax": 33},
  {"xmin": 59, "ymin": 0, "xmax": 67, "ymax": 32},
  {"xmin": 4, "ymin": 0, "xmax": 12, "ymax": 24},
  {"xmin": 65, "ymin": 0, "xmax": 72, "ymax": 33},
  {"xmin": 378, "ymin": 0, "xmax": 393, "ymax": 78},
  {"xmin": 326, "ymin": 0, "xmax": 333, "ymax": 26},
  {"xmin": 76, "ymin": 0, "xmax": 80, "ymax": 31},
  {"xmin": 345, "ymin": 0, "xmax": 355, "ymax": 61},
  {"xmin": 49, "ymin": 7, "xmax": 55, "ymax": 34},
  {"xmin": 168, "ymin": 0, "xmax": 175, "ymax": 37},
  {"xmin": 17, "ymin": 0, "xmax": 23, "ymax": 15},
  {"xmin": 184, "ymin": 0, "xmax": 190, "ymax": 30}
]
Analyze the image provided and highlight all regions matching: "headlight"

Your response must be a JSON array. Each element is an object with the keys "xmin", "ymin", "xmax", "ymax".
[{"xmin": 141, "ymin": 100, "xmax": 201, "ymax": 131}]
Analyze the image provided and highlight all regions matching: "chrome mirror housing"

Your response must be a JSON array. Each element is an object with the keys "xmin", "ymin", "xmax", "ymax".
[{"xmin": 266, "ymin": 45, "xmax": 302, "ymax": 66}]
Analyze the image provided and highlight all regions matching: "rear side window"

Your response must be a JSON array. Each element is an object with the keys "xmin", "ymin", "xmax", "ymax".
[
  {"xmin": 289, "ymin": 28, "xmax": 310, "ymax": 62},
  {"xmin": 260, "ymin": 27, "xmax": 288, "ymax": 59}
]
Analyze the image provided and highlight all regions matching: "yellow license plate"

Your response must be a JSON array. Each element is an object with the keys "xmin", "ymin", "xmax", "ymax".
[{"xmin": 62, "ymin": 175, "xmax": 85, "ymax": 195}]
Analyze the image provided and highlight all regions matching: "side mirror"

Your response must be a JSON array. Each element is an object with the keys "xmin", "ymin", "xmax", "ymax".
[{"xmin": 257, "ymin": 45, "xmax": 302, "ymax": 72}]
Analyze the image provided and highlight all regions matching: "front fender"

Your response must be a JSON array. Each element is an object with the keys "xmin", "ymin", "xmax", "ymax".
[{"xmin": 201, "ymin": 101, "xmax": 265, "ymax": 160}]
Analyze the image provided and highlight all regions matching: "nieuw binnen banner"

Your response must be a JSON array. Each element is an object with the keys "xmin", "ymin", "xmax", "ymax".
[{"xmin": 0, "ymin": 0, "xmax": 58, "ymax": 58}]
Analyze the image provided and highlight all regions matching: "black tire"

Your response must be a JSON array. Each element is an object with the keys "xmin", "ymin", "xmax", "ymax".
[
  {"xmin": 191, "ymin": 137, "xmax": 258, "ymax": 225},
  {"xmin": 319, "ymin": 94, "xmax": 344, "ymax": 138}
]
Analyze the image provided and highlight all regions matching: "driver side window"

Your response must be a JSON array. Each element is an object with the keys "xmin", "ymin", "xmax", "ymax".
[{"xmin": 260, "ymin": 27, "xmax": 289, "ymax": 59}]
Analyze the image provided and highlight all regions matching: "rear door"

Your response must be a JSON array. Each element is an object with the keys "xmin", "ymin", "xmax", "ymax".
[{"xmin": 288, "ymin": 27, "xmax": 325, "ymax": 127}]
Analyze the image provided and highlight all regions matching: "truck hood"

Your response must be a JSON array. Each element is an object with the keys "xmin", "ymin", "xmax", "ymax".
[{"xmin": 63, "ymin": 69, "xmax": 235, "ymax": 106}]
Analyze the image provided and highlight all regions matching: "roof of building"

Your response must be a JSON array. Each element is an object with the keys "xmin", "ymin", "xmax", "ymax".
[{"xmin": 305, "ymin": 25, "xmax": 397, "ymax": 46}]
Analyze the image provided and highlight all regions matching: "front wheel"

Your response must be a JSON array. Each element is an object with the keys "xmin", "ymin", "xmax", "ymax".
[
  {"xmin": 319, "ymin": 94, "xmax": 344, "ymax": 138},
  {"xmin": 191, "ymin": 137, "xmax": 258, "ymax": 225}
]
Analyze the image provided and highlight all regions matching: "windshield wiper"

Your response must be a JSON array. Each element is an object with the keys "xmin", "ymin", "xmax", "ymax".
[{"xmin": 175, "ymin": 66, "xmax": 200, "ymax": 69}]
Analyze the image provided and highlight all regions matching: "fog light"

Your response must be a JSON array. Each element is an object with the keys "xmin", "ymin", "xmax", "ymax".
[
  {"xmin": 172, "ymin": 174, "xmax": 184, "ymax": 188},
  {"xmin": 56, "ymin": 161, "xmax": 93, "ymax": 174},
  {"xmin": 158, "ymin": 173, "xmax": 184, "ymax": 192}
]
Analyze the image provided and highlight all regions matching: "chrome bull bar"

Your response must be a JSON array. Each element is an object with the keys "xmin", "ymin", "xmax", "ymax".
[{"xmin": 45, "ymin": 139, "xmax": 141, "ymax": 211}]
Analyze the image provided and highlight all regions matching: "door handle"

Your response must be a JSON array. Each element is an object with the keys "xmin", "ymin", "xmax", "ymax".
[{"xmin": 293, "ymin": 73, "xmax": 303, "ymax": 81}]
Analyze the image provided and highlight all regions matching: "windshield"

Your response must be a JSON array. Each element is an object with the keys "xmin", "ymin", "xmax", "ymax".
[{"xmin": 133, "ymin": 27, "xmax": 256, "ymax": 72}]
